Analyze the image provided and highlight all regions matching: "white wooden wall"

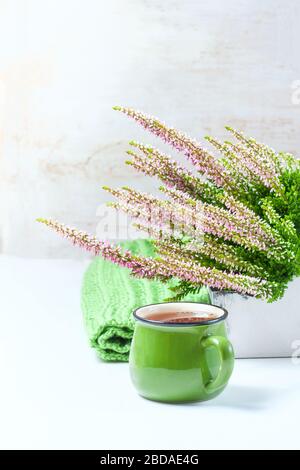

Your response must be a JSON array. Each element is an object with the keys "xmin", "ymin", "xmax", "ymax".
[{"xmin": 1, "ymin": 0, "xmax": 300, "ymax": 257}]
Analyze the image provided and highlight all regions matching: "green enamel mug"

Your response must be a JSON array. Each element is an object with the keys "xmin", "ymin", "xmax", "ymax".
[{"xmin": 129, "ymin": 302, "xmax": 234, "ymax": 403}]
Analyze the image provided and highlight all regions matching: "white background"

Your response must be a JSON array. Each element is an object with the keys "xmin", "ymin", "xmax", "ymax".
[
  {"xmin": 0, "ymin": 0, "xmax": 300, "ymax": 257},
  {"xmin": 1, "ymin": 256, "xmax": 299, "ymax": 450}
]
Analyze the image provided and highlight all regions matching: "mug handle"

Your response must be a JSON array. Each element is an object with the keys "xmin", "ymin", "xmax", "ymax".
[{"xmin": 201, "ymin": 335, "xmax": 234, "ymax": 393}]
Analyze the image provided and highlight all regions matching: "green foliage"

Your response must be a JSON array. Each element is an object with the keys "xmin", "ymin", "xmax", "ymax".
[
  {"xmin": 165, "ymin": 281, "xmax": 206, "ymax": 302},
  {"xmin": 166, "ymin": 150, "xmax": 300, "ymax": 303},
  {"xmin": 112, "ymin": 107, "xmax": 300, "ymax": 303}
]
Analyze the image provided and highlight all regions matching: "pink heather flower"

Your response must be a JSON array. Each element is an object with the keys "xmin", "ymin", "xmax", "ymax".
[
  {"xmin": 126, "ymin": 146, "xmax": 198, "ymax": 195},
  {"xmin": 127, "ymin": 141, "xmax": 220, "ymax": 203},
  {"xmin": 224, "ymin": 134, "xmax": 283, "ymax": 195},
  {"xmin": 205, "ymin": 135, "xmax": 256, "ymax": 192},
  {"xmin": 199, "ymin": 203, "xmax": 274, "ymax": 252},
  {"xmin": 157, "ymin": 237, "xmax": 266, "ymax": 278},
  {"xmin": 36, "ymin": 218, "xmax": 262, "ymax": 297},
  {"xmin": 159, "ymin": 186, "xmax": 197, "ymax": 207},
  {"xmin": 158, "ymin": 248, "xmax": 272, "ymax": 299},
  {"xmin": 103, "ymin": 186, "xmax": 199, "ymax": 237},
  {"xmin": 225, "ymin": 126, "xmax": 279, "ymax": 165},
  {"xmin": 37, "ymin": 218, "xmax": 278, "ymax": 299},
  {"xmin": 36, "ymin": 218, "xmax": 171, "ymax": 281},
  {"xmin": 206, "ymin": 133, "xmax": 284, "ymax": 197},
  {"xmin": 114, "ymin": 106, "xmax": 233, "ymax": 189},
  {"xmin": 221, "ymin": 194, "xmax": 277, "ymax": 243},
  {"xmin": 133, "ymin": 222, "xmax": 177, "ymax": 241},
  {"xmin": 38, "ymin": 110, "xmax": 298, "ymax": 303},
  {"xmin": 104, "ymin": 185, "xmax": 288, "ymax": 261}
]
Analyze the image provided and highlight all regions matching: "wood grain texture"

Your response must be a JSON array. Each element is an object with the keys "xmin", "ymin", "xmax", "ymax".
[{"xmin": 0, "ymin": 0, "xmax": 300, "ymax": 257}]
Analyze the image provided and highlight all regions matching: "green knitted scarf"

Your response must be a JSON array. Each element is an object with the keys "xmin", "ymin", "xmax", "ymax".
[{"xmin": 81, "ymin": 239, "xmax": 211, "ymax": 361}]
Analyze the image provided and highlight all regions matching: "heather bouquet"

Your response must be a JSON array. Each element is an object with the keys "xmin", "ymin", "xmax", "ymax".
[{"xmin": 38, "ymin": 107, "xmax": 300, "ymax": 302}]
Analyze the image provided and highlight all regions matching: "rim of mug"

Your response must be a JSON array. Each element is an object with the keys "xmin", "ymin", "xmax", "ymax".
[{"xmin": 133, "ymin": 301, "xmax": 228, "ymax": 327}]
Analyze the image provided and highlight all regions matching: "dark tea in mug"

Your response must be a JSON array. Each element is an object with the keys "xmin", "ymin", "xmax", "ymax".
[{"xmin": 145, "ymin": 310, "xmax": 219, "ymax": 323}]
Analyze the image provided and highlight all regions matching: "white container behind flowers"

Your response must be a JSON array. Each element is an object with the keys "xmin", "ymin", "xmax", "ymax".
[{"xmin": 38, "ymin": 107, "xmax": 300, "ymax": 357}]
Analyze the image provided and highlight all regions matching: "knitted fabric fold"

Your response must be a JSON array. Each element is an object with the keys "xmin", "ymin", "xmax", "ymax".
[{"xmin": 81, "ymin": 239, "xmax": 211, "ymax": 361}]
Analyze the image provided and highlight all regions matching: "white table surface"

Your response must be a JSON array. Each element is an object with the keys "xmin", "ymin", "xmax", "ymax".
[{"xmin": 0, "ymin": 255, "xmax": 299, "ymax": 450}]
